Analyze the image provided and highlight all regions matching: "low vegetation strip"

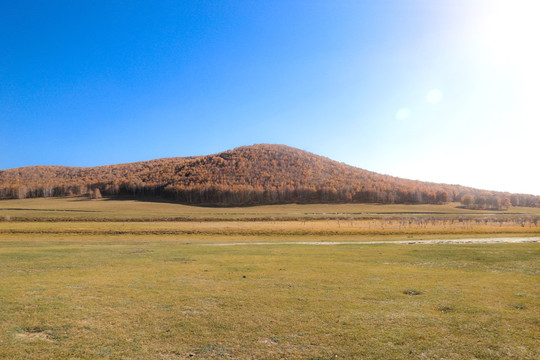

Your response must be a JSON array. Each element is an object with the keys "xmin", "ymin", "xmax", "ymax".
[
  {"xmin": 2, "ymin": 231, "xmax": 540, "ymax": 238},
  {"xmin": 1, "ymin": 216, "xmax": 538, "ymax": 238},
  {"xmin": 2, "ymin": 214, "xmax": 539, "ymax": 223},
  {"xmin": 0, "ymin": 225, "xmax": 538, "ymax": 237}
]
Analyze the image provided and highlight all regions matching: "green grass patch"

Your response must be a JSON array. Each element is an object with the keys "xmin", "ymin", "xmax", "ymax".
[{"xmin": 0, "ymin": 237, "xmax": 538, "ymax": 359}]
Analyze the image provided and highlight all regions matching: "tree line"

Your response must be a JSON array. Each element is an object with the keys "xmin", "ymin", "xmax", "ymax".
[{"xmin": 1, "ymin": 145, "xmax": 539, "ymax": 207}]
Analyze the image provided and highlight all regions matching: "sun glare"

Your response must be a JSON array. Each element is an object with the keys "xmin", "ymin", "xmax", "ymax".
[
  {"xmin": 479, "ymin": 0, "xmax": 540, "ymax": 70},
  {"xmin": 426, "ymin": 89, "xmax": 443, "ymax": 104},
  {"xmin": 467, "ymin": 0, "xmax": 540, "ymax": 142},
  {"xmin": 476, "ymin": 0, "xmax": 540, "ymax": 113}
]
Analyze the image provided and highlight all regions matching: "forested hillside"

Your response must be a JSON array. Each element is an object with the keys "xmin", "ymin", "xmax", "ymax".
[{"xmin": 1, "ymin": 144, "xmax": 538, "ymax": 207}]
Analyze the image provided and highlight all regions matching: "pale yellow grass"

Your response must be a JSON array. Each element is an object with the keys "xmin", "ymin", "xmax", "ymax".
[{"xmin": 1, "ymin": 197, "xmax": 539, "ymax": 221}]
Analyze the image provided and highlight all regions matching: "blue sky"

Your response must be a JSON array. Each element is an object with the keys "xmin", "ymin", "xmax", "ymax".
[{"xmin": 1, "ymin": 1, "xmax": 538, "ymax": 195}]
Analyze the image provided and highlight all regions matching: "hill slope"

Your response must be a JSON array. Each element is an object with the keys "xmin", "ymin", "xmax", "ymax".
[{"xmin": 0, "ymin": 144, "xmax": 538, "ymax": 207}]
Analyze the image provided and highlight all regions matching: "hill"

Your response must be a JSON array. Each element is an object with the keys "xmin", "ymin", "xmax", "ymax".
[{"xmin": 0, "ymin": 144, "xmax": 538, "ymax": 207}]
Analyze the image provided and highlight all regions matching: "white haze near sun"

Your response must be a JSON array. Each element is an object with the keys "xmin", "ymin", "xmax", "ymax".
[{"xmin": 373, "ymin": 0, "xmax": 539, "ymax": 196}]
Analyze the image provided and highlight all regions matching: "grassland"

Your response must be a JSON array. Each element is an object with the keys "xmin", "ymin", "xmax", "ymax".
[
  {"xmin": 1, "ymin": 238, "xmax": 538, "ymax": 359},
  {"xmin": 2, "ymin": 197, "xmax": 540, "ymax": 221},
  {"xmin": 0, "ymin": 198, "xmax": 538, "ymax": 359},
  {"xmin": 0, "ymin": 198, "xmax": 539, "ymax": 241}
]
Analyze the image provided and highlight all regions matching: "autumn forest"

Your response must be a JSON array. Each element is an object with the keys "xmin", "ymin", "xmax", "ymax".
[{"xmin": 0, "ymin": 144, "xmax": 538, "ymax": 208}]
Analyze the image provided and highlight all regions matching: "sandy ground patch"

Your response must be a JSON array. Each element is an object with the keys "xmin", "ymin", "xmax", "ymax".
[{"xmin": 205, "ymin": 237, "xmax": 540, "ymax": 246}]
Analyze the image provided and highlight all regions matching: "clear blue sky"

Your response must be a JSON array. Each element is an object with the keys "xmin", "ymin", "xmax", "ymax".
[{"xmin": 1, "ymin": 1, "xmax": 538, "ymax": 195}]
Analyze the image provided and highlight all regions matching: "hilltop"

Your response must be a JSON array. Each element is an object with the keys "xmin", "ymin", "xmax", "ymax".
[{"xmin": 0, "ymin": 144, "xmax": 538, "ymax": 207}]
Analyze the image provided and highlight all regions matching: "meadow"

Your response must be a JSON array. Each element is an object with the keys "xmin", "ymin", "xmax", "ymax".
[
  {"xmin": 2, "ymin": 197, "xmax": 540, "ymax": 221},
  {"xmin": 0, "ymin": 198, "xmax": 538, "ymax": 359}
]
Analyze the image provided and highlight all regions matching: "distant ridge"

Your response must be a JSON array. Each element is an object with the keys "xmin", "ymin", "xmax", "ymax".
[{"xmin": 0, "ymin": 144, "xmax": 538, "ymax": 207}]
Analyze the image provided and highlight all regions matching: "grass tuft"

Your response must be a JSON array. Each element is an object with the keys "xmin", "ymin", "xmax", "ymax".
[{"xmin": 403, "ymin": 289, "xmax": 422, "ymax": 296}]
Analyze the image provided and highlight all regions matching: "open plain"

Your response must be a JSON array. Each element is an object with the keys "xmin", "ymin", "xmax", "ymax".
[{"xmin": 0, "ymin": 198, "xmax": 539, "ymax": 359}]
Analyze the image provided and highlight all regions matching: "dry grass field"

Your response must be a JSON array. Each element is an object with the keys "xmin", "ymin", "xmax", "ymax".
[
  {"xmin": 0, "ymin": 198, "xmax": 538, "ymax": 359},
  {"xmin": 1, "ymin": 197, "xmax": 540, "ymax": 221},
  {"xmin": 1, "ymin": 197, "xmax": 539, "ymax": 240}
]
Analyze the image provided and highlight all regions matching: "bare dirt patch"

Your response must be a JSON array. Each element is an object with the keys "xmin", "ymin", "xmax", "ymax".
[
  {"xmin": 15, "ymin": 329, "xmax": 54, "ymax": 342},
  {"xmin": 205, "ymin": 237, "xmax": 540, "ymax": 246}
]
